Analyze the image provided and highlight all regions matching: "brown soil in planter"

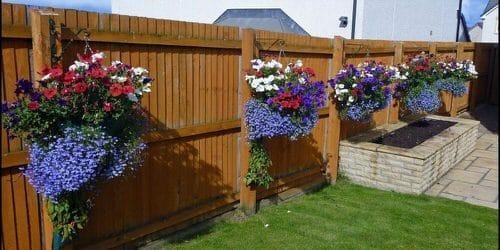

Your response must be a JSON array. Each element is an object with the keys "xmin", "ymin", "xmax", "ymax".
[{"xmin": 372, "ymin": 118, "xmax": 457, "ymax": 148}]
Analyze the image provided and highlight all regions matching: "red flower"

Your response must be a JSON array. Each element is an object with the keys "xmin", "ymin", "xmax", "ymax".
[
  {"xmin": 77, "ymin": 53, "xmax": 92, "ymax": 63},
  {"xmin": 272, "ymin": 92, "xmax": 302, "ymax": 110},
  {"xmin": 43, "ymin": 88, "xmax": 57, "ymax": 100},
  {"xmin": 89, "ymin": 67, "xmax": 107, "ymax": 78},
  {"xmin": 122, "ymin": 84, "xmax": 135, "ymax": 95},
  {"xmin": 50, "ymin": 66, "xmax": 63, "ymax": 78},
  {"xmin": 303, "ymin": 67, "xmax": 315, "ymax": 77},
  {"xmin": 103, "ymin": 102, "xmax": 113, "ymax": 112},
  {"xmin": 63, "ymin": 71, "xmax": 77, "ymax": 84},
  {"xmin": 109, "ymin": 83, "xmax": 123, "ymax": 97},
  {"xmin": 74, "ymin": 82, "xmax": 88, "ymax": 93},
  {"xmin": 28, "ymin": 101, "xmax": 40, "ymax": 111}
]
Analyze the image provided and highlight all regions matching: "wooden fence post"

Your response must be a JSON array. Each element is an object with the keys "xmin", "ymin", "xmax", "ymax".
[
  {"xmin": 239, "ymin": 28, "xmax": 257, "ymax": 215},
  {"xmin": 389, "ymin": 42, "xmax": 403, "ymax": 123},
  {"xmin": 429, "ymin": 43, "xmax": 437, "ymax": 56},
  {"xmin": 325, "ymin": 36, "xmax": 344, "ymax": 184},
  {"xmin": 448, "ymin": 43, "xmax": 466, "ymax": 117},
  {"xmin": 31, "ymin": 9, "xmax": 60, "ymax": 250}
]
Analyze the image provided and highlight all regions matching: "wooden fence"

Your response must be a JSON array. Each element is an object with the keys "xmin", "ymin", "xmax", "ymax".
[{"xmin": 1, "ymin": 3, "xmax": 497, "ymax": 249}]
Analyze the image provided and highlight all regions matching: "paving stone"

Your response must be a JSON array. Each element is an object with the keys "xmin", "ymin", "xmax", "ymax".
[
  {"xmin": 443, "ymin": 181, "xmax": 498, "ymax": 202},
  {"xmin": 479, "ymin": 179, "xmax": 498, "ymax": 188},
  {"xmin": 454, "ymin": 160, "xmax": 472, "ymax": 170},
  {"xmin": 475, "ymin": 140, "xmax": 493, "ymax": 150},
  {"xmin": 439, "ymin": 191, "xmax": 466, "ymax": 201},
  {"xmin": 465, "ymin": 155, "xmax": 478, "ymax": 161},
  {"xmin": 471, "ymin": 157, "xmax": 498, "ymax": 169},
  {"xmin": 425, "ymin": 179, "xmax": 451, "ymax": 196},
  {"xmin": 484, "ymin": 170, "xmax": 498, "ymax": 181},
  {"xmin": 443, "ymin": 169, "xmax": 485, "ymax": 184},
  {"xmin": 470, "ymin": 149, "xmax": 498, "ymax": 159},
  {"xmin": 466, "ymin": 166, "xmax": 491, "ymax": 174},
  {"xmin": 464, "ymin": 197, "xmax": 499, "ymax": 209}
]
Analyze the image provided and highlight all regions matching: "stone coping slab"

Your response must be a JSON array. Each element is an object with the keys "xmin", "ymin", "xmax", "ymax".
[{"xmin": 340, "ymin": 115, "xmax": 480, "ymax": 160}]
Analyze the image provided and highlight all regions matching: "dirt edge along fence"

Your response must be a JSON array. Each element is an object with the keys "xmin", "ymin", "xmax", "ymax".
[{"xmin": 1, "ymin": 3, "xmax": 497, "ymax": 249}]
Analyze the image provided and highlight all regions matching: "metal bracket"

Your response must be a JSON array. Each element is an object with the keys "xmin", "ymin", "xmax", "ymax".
[
  {"xmin": 49, "ymin": 18, "xmax": 60, "ymax": 64},
  {"xmin": 50, "ymin": 22, "xmax": 91, "ymax": 64}
]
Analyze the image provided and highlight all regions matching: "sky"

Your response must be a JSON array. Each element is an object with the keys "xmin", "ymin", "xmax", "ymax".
[
  {"xmin": 462, "ymin": 0, "xmax": 490, "ymax": 27},
  {"xmin": 3, "ymin": 0, "xmax": 493, "ymax": 28}
]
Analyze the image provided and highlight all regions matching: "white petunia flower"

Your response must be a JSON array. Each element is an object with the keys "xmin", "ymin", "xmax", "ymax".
[
  {"xmin": 272, "ymin": 84, "xmax": 279, "ymax": 90},
  {"xmin": 348, "ymin": 96, "xmax": 354, "ymax": 103},
  {"xmin": 335, "ymin": 89, "xmax": 341, "ymax": 95},
  {"xmin": 263, "ymin": 75, "xmax": 275, "ymax": 84},
  {"xmin": 74, "ymin": 60, "xmax": 89, "ymax": 70},
  {"xmin": 91, "ymin": 52, "xmax": 104, "ymax": 63},
  {"xmin": 256, "ymin": 85, "xmax": 265, "ymax": 92},
  {"xmin": 295, "ymin": 59, "xmax": 303, "ymax": 68},
  {"xmin": 142, "ymin": 83, "xmax": 152, "ymax": 93},
  {"xmin": 337, "ymin": 96, "xmax": 344, "ymax": 101},
  {"xmin": 340, "ymin": 89, "xmax": 349, "ymax": 93},
  {"xmin": 285, "ymin": 65, "xmax": 292, "ymax": 73},
  {"xmin": 338, "ymin": 84, "xmax": 344, "ymax": 89},
  {"xmin": 132, "ymin": 67, "xmax": 148, "ymax": 76},
  {"xmin": 245, "ymin": 75, "xmax": 256, "ymax": 83},
  {"xmin": 352, "ymin": 83, "xmax": 357, "ymax": 88},
  {"xmin": 250, "ymin": 59, "xmax": 264, "ymax": 70},
  {"xmin": 111, "ymin": 60, "xmax": 122, "ymax": 66},
  {"xmin": 41, "ymin": 73, "xmax": 52, "ymax": 81},
  {"xmin": 298, "ymin": 77, "xmax": 306, "ymax": 84},
  {"xmin": 69, "ymin": 64, "xmax": 77, "ymax": 71}
]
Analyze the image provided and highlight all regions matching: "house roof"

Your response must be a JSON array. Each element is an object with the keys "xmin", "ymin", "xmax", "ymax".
[
  {"xmin": 213, "ymin": 9, "xmax": 309, "ymax": 36},
  {"xmin": 481, "ymin": 0, "xmax": 498, "ymax": 16}
]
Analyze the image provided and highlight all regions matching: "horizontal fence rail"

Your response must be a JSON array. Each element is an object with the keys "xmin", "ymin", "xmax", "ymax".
[{"xmin": 1, "ymin": 2, "xmax": 497, "ymax": 249}]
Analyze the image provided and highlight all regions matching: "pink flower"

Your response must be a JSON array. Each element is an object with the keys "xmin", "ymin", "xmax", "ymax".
[
  {"xmin": 28, "ymin": 101, "xmax": 40, "ymax": 111},
  {"xmin": 122, "ymin": 84, "xmax": 135, "ymax": 95},
  {"xmin": 103, "ymin": 102, "xmax": 113, "ymax": 112}
]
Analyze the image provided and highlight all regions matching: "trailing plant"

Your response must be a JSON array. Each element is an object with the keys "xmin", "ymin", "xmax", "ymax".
[
  {"xmin": 327, "ymin": 61, "xmax": 398, "ymax": 122},
  {"xmin": 1, "ymin": 51, "xmax": 152, "ymax": 248},
  {"xmin": 434, "ymin": 78, "xmax": 468, "ymax": 97},
  {"xmin": 244, "ymin": 59, "xmax": 326, "ymax": 187},
  {"xmin": 245, "ymin": 140, "xmax": 273, "ymax": 188}
]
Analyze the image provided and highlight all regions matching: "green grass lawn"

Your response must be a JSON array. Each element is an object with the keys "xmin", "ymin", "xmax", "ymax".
[{"xmin": 162, "ymin": 180, "xmax": 498, "ymax": 249}]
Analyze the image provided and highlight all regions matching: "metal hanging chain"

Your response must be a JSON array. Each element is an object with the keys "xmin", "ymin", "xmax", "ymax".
[{"xmin": 82, "ymin": 30, "xmax": 93, "ymax": 55}]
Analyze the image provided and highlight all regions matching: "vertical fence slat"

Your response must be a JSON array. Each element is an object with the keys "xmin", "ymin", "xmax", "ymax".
[
  {"xmin": 326, "ymin": 36, "xmax": 344, "ymax": 183},
  {"xmin": 239, "ymin": 28, "xmax": 257, "ymax": 214},
  {"xmin": 389, "ymin": 42, "xmax": 403, "ymax": 123}
]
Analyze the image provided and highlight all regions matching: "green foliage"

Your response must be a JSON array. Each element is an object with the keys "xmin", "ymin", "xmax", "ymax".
[
  {"xmin": 46, "ymin": 191, "xmax": 91, "ymax": 244},
  {"xmin": 245, "ymin": 140, "xmax": 273, "ymax": 188}
]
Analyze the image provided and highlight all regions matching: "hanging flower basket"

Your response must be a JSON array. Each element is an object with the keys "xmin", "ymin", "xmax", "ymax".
[
  {"xmin": 328, "ymin": 61, "xmax": 398, "ymax": 122},
  {"xmin": 2, "ymin": 51, "xmax": 152, "ymax": 247},
  {"xmin": 244, "ymin": 59, "xmax": 326, "ymax": 188}
]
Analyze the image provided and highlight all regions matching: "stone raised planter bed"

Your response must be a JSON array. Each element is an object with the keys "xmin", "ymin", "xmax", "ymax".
[{"xmin": 339, "ymin": 115, "xmax": 479, "ymax": 194}]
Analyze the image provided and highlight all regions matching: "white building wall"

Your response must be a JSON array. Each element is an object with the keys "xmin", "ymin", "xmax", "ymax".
[
  {"xmin": 468, "ymin": 25, "xmax": 482, "ymax": 42},
  {"xmin": 357, "ymin": 0, "xmax": 460, "ymax": 41},
  {"xmin": 111, "ymin": 0, "xmax": 463, "ymax": 41},
  {"xmin": 110, "ymin": 0, "xmax": 354, "ymax": 38},
  {"xmin": 481, "ymin": 6, "xmax": 498, "ymax": 42}
]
